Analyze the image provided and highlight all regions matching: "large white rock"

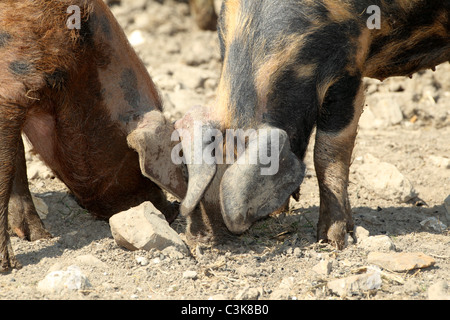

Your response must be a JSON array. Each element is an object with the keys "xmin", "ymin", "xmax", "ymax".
[
  {"xmin": 367, "ymin": 252, "xmax": 435, "ymax": 272},
  {"xmin": 356, "ymin": 154, "xmax": 417, "ymax": 203},
  {"xmin": 37, "ymin": 265, "xmax": 91, "ymax": 294},
  {"xmin": 109, "ymin": 201, "xmax": 188, "ymax": 254}
]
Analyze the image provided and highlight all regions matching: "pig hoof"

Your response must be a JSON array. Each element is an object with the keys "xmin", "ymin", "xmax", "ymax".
[
  {"xmin": 28, "ymin": 226, "xmax": 52, "ymax": 242},
  {"xmin": 9, "ymin": 214, "xmax": 52, "ymax": 241},
  {"xmin": 0, "ymin": 250, "xmax": 22, "ymax": 273},
  {"xmin": 317, "ymin": 221, "xmax": 351, "ymax": 250}
]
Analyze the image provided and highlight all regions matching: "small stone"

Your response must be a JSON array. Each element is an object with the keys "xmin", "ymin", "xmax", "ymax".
[
  {"xmin": 235, "ymin": 286, "xmax": 261, "ymax": 300},
  {"xmin": 428, "ymin": 281, "xmax": 450, "ymax": 300},
  {"xmin": 359, "ymin": 235, "xmax": 396, "ymax": 252},
  {"xmin": 327, "ymin": 269, "xmax": 382, "ymax": 297},
  {"xmin": 162, "ymin": 246, "xmax": 186, "ymax": 260},
  {"xmin": 420, "ymin": 217, "xmax": 447, "ymax": 232},
  {"xmin": 312, "ymin": 259, "xmax": 332, "ymax": 276},
  {"xmin": 354, "ymin": 226, "xmax": 370, "ymax": 241},
  {"xmin": 367, "ymin": 252, "xmax": 435, "ymax": 272},
  {"xmin": 372, "ymin": 98, "xmax": 404, "ymax": 126},
  {"xmin": 236, "ymin": 265, "xmax": 258, "ymax": 277},
  {"xmin": 182, "ymin": 270, "xmax": 198, "ymax": 280},
  {"xmin": 428, "ymin": 155, "xmax": 450, "ymax": 169},
  {"xmin": 135, "ymin": 256, "xmax": 149, "ymax": 266},
  {"xmin": 269, "ymin": 277, "xmax": 295, "ymax": 300},
  {"xmin": 75, "ymin": 254, "xmax": 107, "ymax": 268},
  {"xmin": 356, "ymin": 154, "xmax": 417, "ymax": 203},
  {"xmin": 293, "ymin": 247, "xmax": 302, "ymax": 258},
  {"xmin": 359, "ymin": 96, "xmax": 404, "ymax": 129}
]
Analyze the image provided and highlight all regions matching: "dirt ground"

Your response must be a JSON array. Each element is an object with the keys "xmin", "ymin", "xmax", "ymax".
[{"xmin": 1, "ymin": 0, "xmax": 449, "ymax": 301}]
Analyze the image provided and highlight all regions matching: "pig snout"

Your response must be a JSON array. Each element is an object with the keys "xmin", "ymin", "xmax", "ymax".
[{"xmin": 164, "ymin": 105, "xmax": 305, "ymax": 238}]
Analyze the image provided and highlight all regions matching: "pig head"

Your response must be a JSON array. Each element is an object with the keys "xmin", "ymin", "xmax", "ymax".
[{"xmin": 128, "ymin": 105, "xmax": 305, "ymax": 241}]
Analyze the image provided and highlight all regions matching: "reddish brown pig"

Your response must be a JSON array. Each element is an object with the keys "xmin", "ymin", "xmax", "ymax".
[{"xmin": 0, "ymin": 0, "xmax": 187, "ymax": 271}]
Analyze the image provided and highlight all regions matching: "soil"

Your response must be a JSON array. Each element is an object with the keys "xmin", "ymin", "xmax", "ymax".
[{"xmin": 1, "ymin": 0, "xmax": 448, "ymax": 301}]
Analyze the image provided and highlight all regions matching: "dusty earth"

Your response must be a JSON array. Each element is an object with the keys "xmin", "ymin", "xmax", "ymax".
[{"xmin": 1, "ymin": 0, "xmax": 449, "ymax": 301}]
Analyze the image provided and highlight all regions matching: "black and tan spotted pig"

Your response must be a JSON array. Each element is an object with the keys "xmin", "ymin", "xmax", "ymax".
[{"xmin": 161, "ymin": 0, "xmax": 450, "ymax": 248}]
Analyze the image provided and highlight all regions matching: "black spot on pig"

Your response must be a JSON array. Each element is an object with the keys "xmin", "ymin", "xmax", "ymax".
[
  {"xmin": 119, "ymin": 68, "xmax": 141, "ymax": 110},
  {"xmin": 90, "ymin": 12, "xmax": 112, "ymax": 40},
  {"xmin": 0, "ymin": 32, "xmax": 11, "ymax": 47},
  {"xmin": 9, "ymin": 61, "xmax": 32, "ymax": 76},
  {"xmin": 317, "ymin": 73, "xmax": 360, "ymax": 132}
]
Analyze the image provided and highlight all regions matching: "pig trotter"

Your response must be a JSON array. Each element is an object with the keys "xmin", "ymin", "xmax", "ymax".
[
  {"xmin": 8, "ymin": 138, "xmax": 51, "ymax": 241},
  {"xmin": 0, "ymin": 241, "xmax": 22, "ymax": 272},
  {"xmin": 0, "ymin": 102, "xmax": 26, "ymax": 271}
]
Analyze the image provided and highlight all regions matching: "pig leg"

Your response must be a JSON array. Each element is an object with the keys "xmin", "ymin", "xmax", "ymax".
[
  {"xmin": 314, "ymin": 75, "xmax": 364, "ymax": 249},
  {"xmin": 0, "ymin": 102, "xmax": 26, "ymax": 271},
  {"xmin": 8, "ymin": 137, "xmax": 52, "ymax": 241}
]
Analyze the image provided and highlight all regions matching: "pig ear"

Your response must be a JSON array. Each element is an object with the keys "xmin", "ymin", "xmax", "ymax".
[
  {"xmin": 127, "ymin": 111, "xmax": 187, "ymax": 200},
  {"xmin": 174, "ymin": 106, "xmax": 220, "ymax": 216},
  {"xmin": 219, "ymin": 127, "xmax": 305, "ymax": 234}
]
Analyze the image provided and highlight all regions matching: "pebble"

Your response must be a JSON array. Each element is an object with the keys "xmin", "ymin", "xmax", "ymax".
[
  {"xmin": 135, "ymin": 256, "xmax": 149, "ymax": 266},
  {"xmin": 367, "ymin": 252, "xmax": 435, "ymax": 272},
  {"xmin": 356, "ymin": 154, "xmax": 417, "ymax": 203},
  {"xmin": 327, "ymin": 268, "xmax": 382, "ymax": 297},
  {"xmin": 75, "ymin": 254, "xmax": 107, "ymax": 268},
  {"xmin": 182, "ymin": 270, "xmax": 198, "ymax": 280},
  {"xmin": 420, "ymin": 217, "xmax": 447, "ymax": 232},
  {"xmin": 109, "ymin": 201, "xmax": 189, "ymax": 254},
  {"xmin": 269, "ymin": 277, "xmax": 295, "ymax": 300},
  {"xmin": 293, "ymin": 247, "xmax": 302, "ymax": 258},
  {"xmin": 358, "ymin": 235, "xmax": 396, "ymax": 252},
  {"xmin": 235, "ymin": 286, "xmax": 262, "ymax": 300},
  {"xmin": 312, "ymin": 259, "xmax": 332, "ymax": 276},
  {"xmin": 428, "ymin": 155, "xmax": 450, "ymax": 169},
  {"xmin": 359, "ymin": 95, "xmax": 404, "ymax": 129},
  {"xmin": 37, "ymin": 265, "xmax": 91, "ymax": 294},
  {"xmin": 354, "ymin": 226, "xmax": 370, "ymax": 241},
  {"xmin": 162, "ymin": 246, "xmax": 186, "ymax": 260}
]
